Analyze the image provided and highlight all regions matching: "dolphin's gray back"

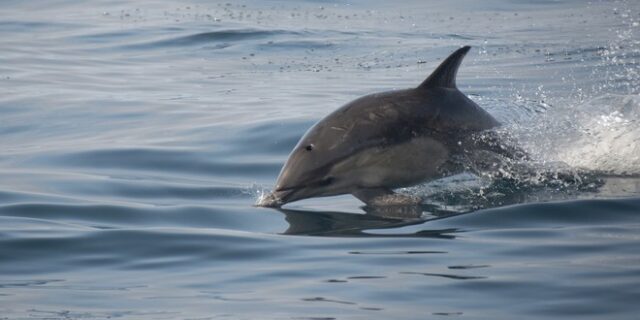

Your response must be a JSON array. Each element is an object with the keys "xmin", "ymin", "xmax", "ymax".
[
  {"xmin": 296, "ymin": 46, "xmax": 501, "ymax": 177},
  {"xmin": 305, "ymin": 87, "xmax": 499, "ymax": 155},
  {"xmin": 414, "ymin": 87, "xmax": 499, "ymax": 133}
]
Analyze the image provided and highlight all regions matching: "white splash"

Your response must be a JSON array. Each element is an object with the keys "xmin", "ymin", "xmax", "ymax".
[
  {"xmin": 243, "ymin": 183, "xmax": 274, "ymax": 206},
  {"xmin": 543, "ymin": 94, "xmax": 640, "ymax": 175}
]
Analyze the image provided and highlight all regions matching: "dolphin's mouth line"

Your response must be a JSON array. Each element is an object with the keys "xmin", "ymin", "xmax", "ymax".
[
  {"xmin": 275, "ymin": 185, "xmax": 301, "ymax": 192},
  {"xmin": 270, "ymin": 177, "xmax": 336, "ymax": 206},
  {"xmin": 271, "ymin": 187, "xmax": 301, "ymax": 205},
  {"xmin": 276, "ymin": 176, "xmax": 335, "ymax": 193}
]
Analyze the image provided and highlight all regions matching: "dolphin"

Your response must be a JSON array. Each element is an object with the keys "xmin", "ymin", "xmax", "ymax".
[{"xmin": 259, "ymin": 46, "xmax": 520, "ymax": 207}]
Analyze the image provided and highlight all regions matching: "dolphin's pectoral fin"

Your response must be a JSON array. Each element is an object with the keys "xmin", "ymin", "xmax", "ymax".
[
  {"xmin": 352, "ymin": 188, "xmax": 394, "ymax": 204},
  {"xmin": 352, "ymin": 188, "xmax": 423, "ymax": 206}
]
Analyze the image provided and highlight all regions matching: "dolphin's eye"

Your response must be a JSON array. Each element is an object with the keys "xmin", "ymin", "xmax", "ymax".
[
  {"xmin": 305, "ymin": 144, "xmax": 314, "ymax": 151},
  {"xmin": 319, "ymin": 176, "xmax": 335, "ymax": 186}
]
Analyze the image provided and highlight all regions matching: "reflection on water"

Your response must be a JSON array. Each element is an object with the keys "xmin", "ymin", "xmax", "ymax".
[{"xmin": 279, "ymin": 206, "xmax": 459, "ymax": 238}]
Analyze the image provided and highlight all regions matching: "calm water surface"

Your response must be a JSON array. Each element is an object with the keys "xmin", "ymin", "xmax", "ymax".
[{"xmin": 1, "ymin": 0, "xmax": 640, "ymax": 319}]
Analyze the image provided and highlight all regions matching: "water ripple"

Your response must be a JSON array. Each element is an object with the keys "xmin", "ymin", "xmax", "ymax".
[{"xmin": 123, "ymin": 28, "xmax": 304, "ymax": 50}]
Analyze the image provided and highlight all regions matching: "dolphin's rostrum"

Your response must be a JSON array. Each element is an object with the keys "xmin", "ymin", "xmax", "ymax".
[{"xmin": 259, "ymin": 46, "xmax": 515, "ymax": 207}]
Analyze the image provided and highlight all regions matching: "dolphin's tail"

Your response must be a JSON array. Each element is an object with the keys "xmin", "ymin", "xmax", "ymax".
[{"xmin": 418, "ymin": 46, "xmax": 471, "ymax": 90}]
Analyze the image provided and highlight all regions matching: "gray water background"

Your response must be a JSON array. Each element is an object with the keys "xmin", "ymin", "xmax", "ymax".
[{"xmin": 1, "ymin": 0, "xmax": 640, "ymax": 319}]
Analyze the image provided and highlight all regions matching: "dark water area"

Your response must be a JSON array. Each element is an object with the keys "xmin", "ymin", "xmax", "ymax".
[{"xmin": 1, "ymin": 0, "xmax": 640, "ymax": 319}]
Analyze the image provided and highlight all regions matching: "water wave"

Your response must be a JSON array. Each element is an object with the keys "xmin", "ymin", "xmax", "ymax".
[{"xmin": 122, "ymin": 28, "xmax": 303, "ymax": 50}]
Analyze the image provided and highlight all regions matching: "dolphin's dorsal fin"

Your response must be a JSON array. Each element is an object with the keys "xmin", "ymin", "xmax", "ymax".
[{"xmin": 418, "ymin": 46, "xmax": 471, "ymax": 90}]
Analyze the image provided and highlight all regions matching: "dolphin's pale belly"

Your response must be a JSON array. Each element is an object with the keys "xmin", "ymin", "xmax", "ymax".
[{"xmin": 330, "ymin": 136, "xmax": 450, "ymax": 189}]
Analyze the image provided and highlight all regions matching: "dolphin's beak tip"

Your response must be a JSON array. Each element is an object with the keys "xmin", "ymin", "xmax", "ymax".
[
  {"xmin": 256, "ymin": 202, "xmax": 282, "ymax": 208},
  {"xmin": 256, "ymin": 191, "xmax": 285, "ymax": 208}
]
